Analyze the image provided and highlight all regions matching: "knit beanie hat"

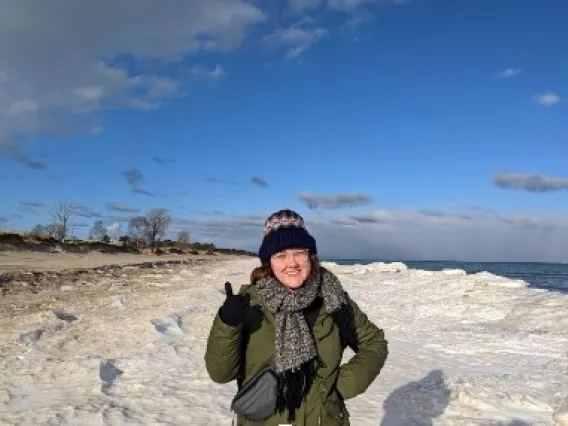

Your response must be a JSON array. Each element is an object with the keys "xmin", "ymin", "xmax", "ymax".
[{"xmin": 258, "ymin": 209, "xmax": 317, "ymax": 265}]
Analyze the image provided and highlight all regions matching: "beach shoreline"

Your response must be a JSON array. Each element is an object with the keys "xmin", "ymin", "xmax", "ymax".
[
  {"xmin": 0, "ymin": 255, "xmax": 566, "ymax": 425},
  {"xmin": 0, "ymin": 250, "xmax": 252, "ymax": 317},
  {"xmin": 0, "ymin": 250, "xmax": 228, "ymax": 273}
]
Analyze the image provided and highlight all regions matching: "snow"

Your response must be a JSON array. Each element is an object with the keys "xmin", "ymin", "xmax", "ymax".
[{"xmin": 1, "ymin": 258, "xmax": 567, "ymax": 425}]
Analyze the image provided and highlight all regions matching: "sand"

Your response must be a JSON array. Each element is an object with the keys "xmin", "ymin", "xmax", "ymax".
[{"xmin": 0, "ymin": 251, "xmax": 213, "ymax": 273}]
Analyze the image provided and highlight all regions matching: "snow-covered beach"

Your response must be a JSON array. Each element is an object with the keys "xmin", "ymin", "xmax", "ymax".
[{"xmin": 0, "ymin": 257, "xmax": 566, "ymax": 426}]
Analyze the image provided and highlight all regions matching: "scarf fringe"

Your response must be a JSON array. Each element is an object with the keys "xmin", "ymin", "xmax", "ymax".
[{"xmin": 275, "ymin": 361, "xmax": 316, "ymax": 422}]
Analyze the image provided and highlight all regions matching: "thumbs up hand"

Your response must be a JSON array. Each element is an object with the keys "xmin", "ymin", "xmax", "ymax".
[{"xmin": 219, "ymin": 282, "xmax": 251, "ymax": 327}]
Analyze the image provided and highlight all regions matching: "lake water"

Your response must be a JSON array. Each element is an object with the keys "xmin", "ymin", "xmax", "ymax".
[{"xmin": 325, "ymin": 259, "xmax": 568, "ymax": 294}]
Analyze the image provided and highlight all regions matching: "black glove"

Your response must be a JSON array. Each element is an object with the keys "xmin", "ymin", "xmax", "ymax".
[{"xmin": 219, "ymin": 282, "xmax": 251, "ymax": 327}]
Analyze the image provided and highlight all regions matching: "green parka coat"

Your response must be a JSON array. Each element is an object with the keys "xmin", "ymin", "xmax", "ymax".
[{"xmin": 204, "ymin": 283, "xmax": 388, "ymax": 426}]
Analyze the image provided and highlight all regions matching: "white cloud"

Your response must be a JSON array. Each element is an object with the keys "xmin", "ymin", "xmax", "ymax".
[
  {"xmin": 106, "ymin": 222, "xmax": 121, "ymax": 240},
  {"xmin": 190, "ymin": 65, "xmax": 227, "ymax": 79},
  {"xmin": 495, "ymin": 68, "xmax": 521, "ymax": 79},
  {"xmin": 269, "ymin": 0, "xmax": 401, "ymax": 58},
  {"xmin": 533, "ymin": 92, "xmax": 561, "ymax": 107},
  {"xmin": 343, "ymin": 8, "xmax": 376, "ymax": 27},
  {"xmin": 265, "ymin": 26, "xmax": 329, "ymax": 58},
  {"xmin": 290, "ymin": 0, "xmax": 403, "ymax": 12},
  {"xmin": 286, "ymin": 0, "xmax": 404, "ymax": 39},
  {"xmin": 183, "ymin": 207, "xmax": 568, "ymax": 263},
  {"xmin": 0, "ymin": 0, "xmax": 265, "ymax": 149}
]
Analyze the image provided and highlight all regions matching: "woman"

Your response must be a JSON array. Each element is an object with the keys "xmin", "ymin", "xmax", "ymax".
[{"xmin": 205, "ymin": 209, "xmax": 388, "ymax": 425}]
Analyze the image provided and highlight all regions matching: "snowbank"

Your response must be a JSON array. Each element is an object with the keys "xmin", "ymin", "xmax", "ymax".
[{"xmin": 0, "ymin": 258, "xmax": 566, "ymax": 425}]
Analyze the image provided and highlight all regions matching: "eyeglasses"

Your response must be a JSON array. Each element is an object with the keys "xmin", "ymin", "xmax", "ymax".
[{"xmin": 271, "ymin": 249, "xmax": 309, "ymax": 263}]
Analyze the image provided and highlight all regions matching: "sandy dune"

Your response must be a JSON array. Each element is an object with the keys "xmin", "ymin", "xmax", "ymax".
[{"xmin": 0, "ymin": 251, "xmax": 216, "ymax": 273}]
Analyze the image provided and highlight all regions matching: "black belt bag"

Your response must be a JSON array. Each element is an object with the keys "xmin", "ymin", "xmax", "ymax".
[{"xmin": 231, "ymin": 366, "xmax": 278, "ymax": 422}]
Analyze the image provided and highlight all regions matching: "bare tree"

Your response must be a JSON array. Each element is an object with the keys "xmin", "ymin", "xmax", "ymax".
[
  {"xmin": 30, "ymin": 224, "xmax": 48, "ymax": 236},
  {"xmin": 46, "ymin": 223, "xmax": 62, "ymax": 238},
  {"xmin": 49, "ymin": 201, "xmax": 76, "ymax": 240},
  {"xmin": 31, "ymin": 223, "xmax": 62, "ymax": 239},
  {"xmin": 128, "ymin": 215, "xmax": 146, "ymax": 238},
  {"xmin": 127, "ymin": 208, "xmax": 172, "ymax": 252},
  {"xmin": 177, "ymin": 229, "xmax": 190, "ymax": 244},
  {"xmin": 146, "ymin": 208, "xmax": 172, "ymax": 251}
]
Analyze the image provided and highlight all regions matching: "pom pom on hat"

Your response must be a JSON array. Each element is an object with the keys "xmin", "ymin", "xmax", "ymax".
[{"xmin": 258, "ymin": 209, "xmax": 317, "ymax": 264}]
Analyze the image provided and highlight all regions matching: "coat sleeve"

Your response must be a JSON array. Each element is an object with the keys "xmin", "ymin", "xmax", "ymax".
[
  {"xmin": 204, "ymin": 314, "xmax": 242, "ymax": 384},
  {"xmin": 335, "ymin": 295, "xmax": 388, "ymax": 400},
  {"xmin": 204, "ymin": 285, "xmax": 250, "ymax": 384}
]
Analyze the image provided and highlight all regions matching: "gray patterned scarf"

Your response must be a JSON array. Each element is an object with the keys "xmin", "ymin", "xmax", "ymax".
[{"xmin": 255, "ymin": 267, "xmax": 348, "ymax": 421}]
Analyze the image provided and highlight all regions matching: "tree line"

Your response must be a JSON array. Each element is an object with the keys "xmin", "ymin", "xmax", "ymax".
[{"xmin": 30, "ymin": 201, "xmax": 191, "ymax": 251}]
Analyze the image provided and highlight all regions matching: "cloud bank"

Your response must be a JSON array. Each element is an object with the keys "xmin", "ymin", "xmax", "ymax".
[
  {"xmin": 297, "ymin": 191, "xmax": 373, "ymax": 210},
  {"xmin": 169, "ymin": 207, "xmax": 568, "ymax": 263},
  {"xmin": 493, "ymin": 173, "xmax": 568, "ymax": 192}
]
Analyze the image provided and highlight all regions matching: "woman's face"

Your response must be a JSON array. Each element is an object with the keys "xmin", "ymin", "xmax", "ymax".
[{"xmin": 270, "ymin": 248, "xmax": 311, "ymax": 290}]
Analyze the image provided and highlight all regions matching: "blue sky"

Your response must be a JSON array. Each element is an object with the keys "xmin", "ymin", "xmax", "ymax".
[{"xmin": 0, "ymin": 0, "xmax": 567, "ymax": 262}]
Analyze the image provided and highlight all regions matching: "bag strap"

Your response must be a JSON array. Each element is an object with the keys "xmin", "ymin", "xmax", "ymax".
[{"xmin": 236, "ymin": 296, "xmax": 357, "ymax": 390}]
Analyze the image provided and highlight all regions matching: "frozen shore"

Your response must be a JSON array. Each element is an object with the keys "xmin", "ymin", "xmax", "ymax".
[{"xmin": 0, "ymin": 257, "xmax": 566, "ymax": 425}]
